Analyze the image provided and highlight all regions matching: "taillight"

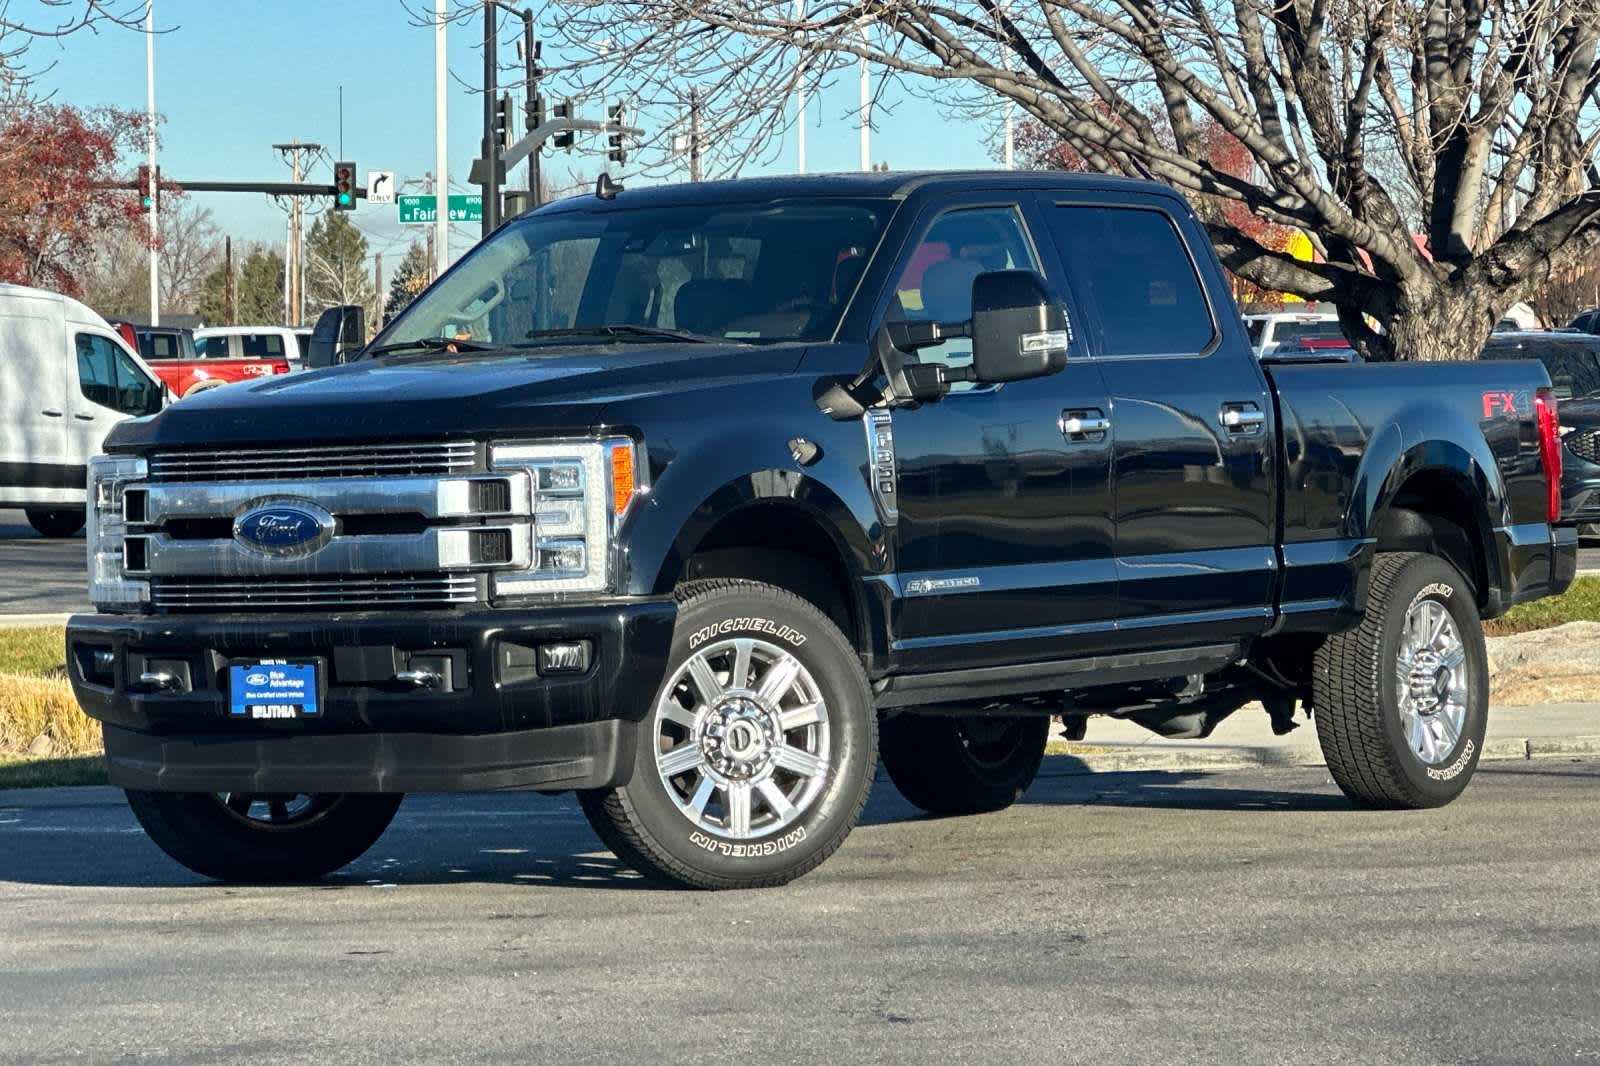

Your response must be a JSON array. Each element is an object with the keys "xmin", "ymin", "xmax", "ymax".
[{"xmin": 1535, "ymin": 388, "xmax": 1563, "ymax": 524}]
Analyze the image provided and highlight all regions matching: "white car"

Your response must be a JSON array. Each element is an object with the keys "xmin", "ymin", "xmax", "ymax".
[
  {"xmin": 0, "ymin": 284, "xmax": 165, "ymax": 537},
  {"xmin": 193, "ymin": 325, "xmax": 310, "ymax": 371},
  {"xmin": 1243, "ymin": 311, "xmax": 1346, "ymax": 357}
]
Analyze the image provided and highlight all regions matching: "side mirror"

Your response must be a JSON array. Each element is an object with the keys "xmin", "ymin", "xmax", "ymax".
[
  {"xmin": 970, "ymin": 270, "xmax": 1070, "ymax": 384},
  {"xmin": 306, "ymin": 305, "xmax": 367, "ymax": 368}
]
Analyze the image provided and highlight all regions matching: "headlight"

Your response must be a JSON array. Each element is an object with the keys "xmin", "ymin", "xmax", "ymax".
[
  {"xmin": 86, "ymin": 454, "xmax": 149, "ymax": 611},
  {"xmin": 490, "ymin": 437, "xmax": 642, "ymax": 595}
]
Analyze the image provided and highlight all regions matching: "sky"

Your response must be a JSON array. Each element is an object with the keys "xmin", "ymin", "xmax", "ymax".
[{"xmin": 28, "ymin": 0, "xmax": 1001, "ymax": 280}]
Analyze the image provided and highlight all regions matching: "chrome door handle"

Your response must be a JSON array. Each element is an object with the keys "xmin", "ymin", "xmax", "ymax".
[
  {"xmin": 1060, "ymin": 409, "xmax": 1110, "ymax": 439},
  {"xmin": 1220, "ymin": 404, "xmax": 1265, "ymax": 433},
  {"xmin": 392, "ymin": 669, "xmax": 441, "ymax": 690}
]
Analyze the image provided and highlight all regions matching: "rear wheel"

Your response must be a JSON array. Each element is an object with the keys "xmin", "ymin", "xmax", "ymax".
[
  {"xmin": 125, "ymin": 790, "xmax": 404, "ymax": 882},
  {"xmin": 1313, "ymin": 552, "xmax": 1488, "ymax": 809},
  {"xmin": 579, "ymin": 580, "xmax": 876, "ymax": 890},
  {"xmin": 880, "ymin": 713, "xmax": 1050, "ymax": 815},
  {"xmin": 24, "ymin": 507, "xmax": 84, "ymax": 538}
]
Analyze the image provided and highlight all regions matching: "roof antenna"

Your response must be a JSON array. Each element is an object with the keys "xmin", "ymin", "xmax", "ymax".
[{"xmin": 596, "ymin": 172, "xmax": 624, "ymax": 201}]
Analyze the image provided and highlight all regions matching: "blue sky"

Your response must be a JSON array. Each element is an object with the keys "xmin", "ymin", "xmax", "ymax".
[{"xmin": 30, "ymin": 1, "xmax": 999, "ymax": 272}]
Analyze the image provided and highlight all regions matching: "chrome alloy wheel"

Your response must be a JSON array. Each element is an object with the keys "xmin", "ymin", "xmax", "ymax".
[
  {"xmin": 653, "ymin": 637, "xmax": 831, "ymax": 840},
  {"xmin": 1394, "ymin": 598, "xmax": 1470, "ymax": 766}
]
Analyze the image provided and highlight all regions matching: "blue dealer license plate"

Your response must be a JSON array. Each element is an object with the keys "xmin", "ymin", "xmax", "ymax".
[{"xmin": 229, "ymin": 660, "xmax": 320, "ymax": 719}]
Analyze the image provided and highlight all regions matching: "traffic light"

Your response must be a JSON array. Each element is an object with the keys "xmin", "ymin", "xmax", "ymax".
[
  {"xmin": 135, "ymin": 164, "xmax": 161, "ymax": 213},
  {"xmin": 607, "ymin": 101, "xmax": 627, "ymax": 164},
  {"xmin": 528, "ymin": 93, "xmax": 546, "ymax": 134},
  {"xmin": 492, "ymin": 93, "xmax": 513, "ymax": 150},
  {"xmin": 333, "ymin": 161, "xmax": 356, "ymax": 211},
  {"xmin": 552, "ymin": 100, "xmax": 574, "ymax": 150}
]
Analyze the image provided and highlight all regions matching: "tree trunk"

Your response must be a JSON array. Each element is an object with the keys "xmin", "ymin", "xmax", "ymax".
[{"xmin": 1374, "ymin": 281, "xmax": 1504, "ymax": 363}]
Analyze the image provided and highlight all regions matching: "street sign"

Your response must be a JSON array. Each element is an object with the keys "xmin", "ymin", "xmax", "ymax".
[
  {"xmin": 397, "ymin": 194, "xmax": 484, "ymax": 225},
  {"xmin": 366, "ymin": 171, "xmax": 396, "ymax": 205}
]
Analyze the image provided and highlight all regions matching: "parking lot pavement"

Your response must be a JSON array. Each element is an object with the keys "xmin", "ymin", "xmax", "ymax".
[
  {"xmin": 0, "ymin": 509, "xmax": 89, "ymax": 617},
  {"xmin": 5, "ymin": 760, "xmax": 1600, "ymax": 1064}
]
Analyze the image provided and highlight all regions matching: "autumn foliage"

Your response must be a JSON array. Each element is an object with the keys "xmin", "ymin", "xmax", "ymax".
[{"xmin": 0, "ymin": 100, "xmax": 149, "ymax": 297}]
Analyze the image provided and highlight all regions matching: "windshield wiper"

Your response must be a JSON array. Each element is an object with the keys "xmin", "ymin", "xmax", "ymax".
[
  {"xmin": 365, "ymin": 336, "xmax": 499, "ymax": 358},
  {"xmin": 521, "ymin": 325, "xmax": 715, "ymax": 345}
]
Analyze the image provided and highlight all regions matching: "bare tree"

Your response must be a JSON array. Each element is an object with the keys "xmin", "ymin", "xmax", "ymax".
[
  {"xmin": 1, "ymin": 1, "xmax": 149, "ymax": 86},
  {"xmin": 78, "ymin": 198, "xmax": 222, "ymax": 318},
  {"xmin": 547, "ymin": 0, "xmax": 1600, "ymax": 361}
]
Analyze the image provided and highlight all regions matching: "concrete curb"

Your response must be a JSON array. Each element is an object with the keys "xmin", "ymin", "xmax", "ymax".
[
  {"xmin": 0, "ymin": 613, "xmax": 71, "ymax": 628},
  {"xmin": 1046, "ymin": 734, "xmax": 1600, "ymax": 776}
]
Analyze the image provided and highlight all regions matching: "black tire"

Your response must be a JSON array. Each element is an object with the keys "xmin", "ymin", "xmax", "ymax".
[
  {"xmin": 1313, "ymin": 552, "xmax": 1489, "ymax": 809},
  {"xmin": 579, "ymin": 580, "xmax": 876, "ymax": 890},
  {"xmin": 880, "ymin": 713, "xmax": 1050, "ymax": 815},
  {"xmin": 125, "ymin": 790, "xmax": 404, "ymax": 882},
  {"xmin": 24, "ymin": 507, "xmax": 84, "ymax": 538}
]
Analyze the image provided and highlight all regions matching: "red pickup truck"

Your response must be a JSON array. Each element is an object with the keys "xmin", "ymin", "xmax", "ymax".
[{"xmin": 109, "ymin": 322, "xmax": 289, "ymax": 398}]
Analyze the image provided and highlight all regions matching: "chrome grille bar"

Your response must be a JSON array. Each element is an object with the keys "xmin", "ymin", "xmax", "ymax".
[
  {"xmin": 132, "ymin": 524, "xmax": 531, "ymax": 577},
  {"xmin": 138, "ymin": 473, "xmax": 529, "ymax": 525},
  {"xmin": 148, "ymin": 440, "xmax": 476, "ymax": 482},
  {"xmin": 151, "ymin": 574, "xmax": 478, "ymax": 612}
]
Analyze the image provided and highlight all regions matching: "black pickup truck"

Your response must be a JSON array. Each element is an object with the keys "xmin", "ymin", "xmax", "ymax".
[{"xmin": 68, "ymin": 172, "xmax": 1576, "ymax": 889}]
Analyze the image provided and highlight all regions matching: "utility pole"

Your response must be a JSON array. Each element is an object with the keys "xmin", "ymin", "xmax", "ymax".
[
  {"xmin": 144, "ymin": 0, "xmax": 159, "ymax": 325},
  {"xmin": 373, "ymin": 252, "xmax": 383, "ymax": 329},
  {"xmin": 522, "ymin": 12, "xmax": 540, "ymax": 206},
  {"xmin": 223, "ymin": 236, "xmax": 236, "ymax": 325},
  {"xmin": 272, "ymin": 140, "xmax": 322, "ymax": 327},
  {"xmin": 434, "ymin": 0, "xmax": 450, "ymax": 278},
  {"xmin": 481, "ymin": 1, "xmax": 501, "ymax": 237},
  {"xmin": 688, "ymin": 88, "xmax": 702, "ymax": 182}
]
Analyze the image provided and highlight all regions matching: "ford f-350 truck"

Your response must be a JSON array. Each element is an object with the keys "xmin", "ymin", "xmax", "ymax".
[{"xmin": 67, "ymin": 172, "xmax": 1577, "ymax": 889}]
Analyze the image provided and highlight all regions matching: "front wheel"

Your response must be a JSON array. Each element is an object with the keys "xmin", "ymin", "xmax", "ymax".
[
  {"xmin": 579, "ymin": 580, "xmax": 877, "ymax": 889},
  {"xmin": 126, "ymin": 790, "xmax": 404, "ymax": 882},
  {"xmin": 25, "ymin": 507, "xmax": 84, "ymax": 538},
  {"xmin": 880, "ymin": 713, "xmax": 1050, "ymax": 815},
  {"xmin": 1313, "ymin": 552, "xmax": 1489, "ymax": 809}
]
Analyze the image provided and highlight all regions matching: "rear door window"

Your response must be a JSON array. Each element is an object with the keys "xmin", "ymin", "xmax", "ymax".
[
  {"xmin": 138, "ymin": 332, "xmax": 183, "ymax": 361},
  {"xmin": 1045, "ymin": 205, "xmax": 1216, "ymax": 357},
  {"xmin": 241, "ymin": 333, "xmax": 285, "ymax": 358},
  {"xmin": 195, "ymin": 334, "xmax": 232, "ymax": 358}
]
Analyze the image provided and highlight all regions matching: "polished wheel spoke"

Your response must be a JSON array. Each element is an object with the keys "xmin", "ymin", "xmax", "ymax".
[
  {"xmin": 756, "ymin": 780, "xmax": 795, "ymax": 820},
  {"xmin": 658, "ymin": 744, "xmax": 703, "ymax": 777},
  {"xmin": 1439, "ymin": 644, "xmax": 1466, "ymax": 671},
  {"xmin": 686, "ymin": 653, "xmax": 725, "ymax": 706},
  {"xmin": 1435, "ymin": 709, "xmax": 1461, "ymax": 749},
  {"xmin": 687, "ymin": 774, "xmax": 716, "ymax": 816},
  {"xmin": 660, "ymin": 701, "xmax": 699, "ymax": 731},
  {"xmin": 778, "ymin": 701, "xmax": 824, "ymax": 732},
  {"xmin": 725, "ymin": 781, "xmax": 753, "ymax": 837},
  {"xmin": 772, "ymin": 743, "xmax": 828, "ymax": 779},
  {"xmin": 730, "ymin": 639, "xmax": 754, "ymax": 692},
  {"xmin": 757, "ymin": 653, "xmax": 803, "ymax": 705}
]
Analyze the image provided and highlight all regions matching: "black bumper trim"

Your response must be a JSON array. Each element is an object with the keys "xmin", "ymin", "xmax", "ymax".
[{"xmin": 103, "ymin": 718, "xmax": 637, "ymax": 793}]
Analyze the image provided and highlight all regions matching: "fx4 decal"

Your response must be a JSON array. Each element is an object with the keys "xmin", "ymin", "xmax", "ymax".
[{"xmin": 1481, "ymin": 389, "xmax": 1533, "ymax": 419}]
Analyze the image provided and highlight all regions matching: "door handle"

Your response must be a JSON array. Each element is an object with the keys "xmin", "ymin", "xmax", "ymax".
[
  {"xmin": 1220, "ymin": 403, "xmax": 1266, "ymax": 434},
  {"xmin": 73, "ymin": 413, "xmax": 96, "ymax": 422},
  {"xmin": 40, "ymin": 409, "xmax": 62, "ymax": 418},
  {"xmin": 1060, "ymin": 408, "xmax": 1110, "ymax": 440}
]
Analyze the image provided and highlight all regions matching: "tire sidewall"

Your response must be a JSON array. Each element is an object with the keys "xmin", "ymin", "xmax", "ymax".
[
  {"xmin": 618, "ymin": 588, "xmax": 874, "ymax": 884},
  {"xmin": 1375, "ymin": 559, "xmax": 1489, "ymax": 804}
]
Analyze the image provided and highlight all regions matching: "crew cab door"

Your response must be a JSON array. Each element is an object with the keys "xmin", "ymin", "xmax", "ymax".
[
  {"xmin": 1035, "ymin": 193, "xmax": 1276, "ymax": 647},
  {"xmin": 879, "ymin": 196, "xmax": 1117, "ymax": 673}
]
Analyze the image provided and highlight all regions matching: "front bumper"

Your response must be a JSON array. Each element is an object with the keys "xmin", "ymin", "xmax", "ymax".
[{"xmin": 66, "ymin": 599, "xmax": 676, "ymax": 793}]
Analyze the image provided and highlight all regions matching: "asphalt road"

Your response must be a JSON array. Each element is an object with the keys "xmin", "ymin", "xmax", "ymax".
[
  {"xmin": 3, "ymin": 506, "xmax": 1598, "ymax": 619},
  {"xmin": 5, "ymin": 759, "xmax": 1600, "ymax": 1064},
  {"xmin": 0, "ymin": 509, "xmax": 90, "ymax": 615}
]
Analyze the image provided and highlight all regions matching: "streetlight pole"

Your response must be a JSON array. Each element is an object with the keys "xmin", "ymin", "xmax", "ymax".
[
  {"xmin": 434, "ymin": 0, "xmax": 450, "ymax": 279},
  {"xmin": 481, "ymin": 1, "xmax": 501, "ymax": 237},
  {"xmin": 144, "ymin": 0, "xmax": 159, "ymax": 325}
]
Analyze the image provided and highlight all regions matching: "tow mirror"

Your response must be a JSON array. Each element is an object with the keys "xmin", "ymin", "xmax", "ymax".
[
  {"xmin": 306, "ymin": 304, "xmax": 367, "ymax": 368},
  {"xmin": 969, "ymin": 270, "xmax": 1070, "ymax": 384}
]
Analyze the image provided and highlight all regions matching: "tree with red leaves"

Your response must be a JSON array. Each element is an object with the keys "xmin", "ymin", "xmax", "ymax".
[{"xmin": 0, "ymin": 99, "xmax": 148, "ymax": 297}]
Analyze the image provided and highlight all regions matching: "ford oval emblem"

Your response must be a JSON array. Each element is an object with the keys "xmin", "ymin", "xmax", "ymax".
[{"xmin": 233, "ymin": 500, "xmax": 335, "ymax": 557}]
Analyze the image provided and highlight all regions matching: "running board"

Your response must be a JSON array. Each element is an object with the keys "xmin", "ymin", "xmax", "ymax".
[{"xmin": 872, "ymin": 643, "xmax": 1243, "ymax": 709}]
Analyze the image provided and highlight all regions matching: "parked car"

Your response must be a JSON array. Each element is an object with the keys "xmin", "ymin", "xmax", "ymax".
[
  {"xmin": 1262, "ymin": 336, "xmax": 1363, "ymax": 362},
  {"xmin": 1481, "ymin": 330, "xmax": 1600, "ymax": 537},
  {"xmin": 194, "ymin": 325, "xmax": 308, "ymax": 371},
  {"xmin": 67, "ymin": 172, "xmax": 1575, "ymax": 889},
  {"xmin": 1565, "ymin": 309, "xmax": 1600, "ymax": 335},
  {"xmin": 0, "ymin": 284, "xmax": 164, "ymax": 537},
  {"xmin": 1242, "ymin": 310, "xmax": 1347, "ymax": 357}
]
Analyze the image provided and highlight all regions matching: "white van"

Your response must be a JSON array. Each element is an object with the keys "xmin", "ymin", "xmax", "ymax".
[{"xmin": 0, "ymin": 284, "xmax": 165, "ymax": 537}]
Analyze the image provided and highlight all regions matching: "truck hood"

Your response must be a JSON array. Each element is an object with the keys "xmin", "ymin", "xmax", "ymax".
[{"xmin": 108, "ymin": 342, "xmax": 805, "ymax": 450}]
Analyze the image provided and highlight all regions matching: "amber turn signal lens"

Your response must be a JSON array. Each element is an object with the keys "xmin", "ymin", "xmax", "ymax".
[{"xmin": 610, "ymin": 442, "xmax": 636, "ymax": 517}]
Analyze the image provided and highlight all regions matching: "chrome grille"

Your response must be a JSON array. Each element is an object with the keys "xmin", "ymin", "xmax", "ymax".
[
  {"xmin": 1568, "ymin": 429, "xmax": 1600, "ymax": 465},
  {"xmin": 150, "ymin": 573, "xmax": 479, "ymax": 612},
  {"xmin": 148, "ymin": 440, "xmax": 476, "ymax": 482}
]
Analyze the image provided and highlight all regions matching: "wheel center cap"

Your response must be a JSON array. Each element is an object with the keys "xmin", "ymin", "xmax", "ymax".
[
  {"xmin": 1407, "ymin": 651, "xmax": 1446, "ymax": 712},
  {"xmin": 700, "ymin": 698, "xmax": 778, "ymax": 779}
]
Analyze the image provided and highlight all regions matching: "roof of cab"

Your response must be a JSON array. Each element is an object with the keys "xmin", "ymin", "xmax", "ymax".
[
  {"xmin": 531, "ymin": 169, "xmax": 1178, "ymax": 215},
  {"xmin": 0, "ymin": 282, "xmax": 105, "ymax": 326}
]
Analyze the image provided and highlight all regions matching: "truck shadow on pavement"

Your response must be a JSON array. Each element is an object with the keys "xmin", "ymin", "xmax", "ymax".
[{"xmin": 1, "ymin": 764, "xmax": 1354, "ymax": 891}]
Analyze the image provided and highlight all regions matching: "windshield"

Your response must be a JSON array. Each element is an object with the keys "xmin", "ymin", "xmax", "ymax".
[
  {"xmin": 1273, "ymin": 319, "xmax": 1344, "ymax": 346},
  {"xmin": 378, "ymin": 198, "xmax": 894, "ymax": 351}
]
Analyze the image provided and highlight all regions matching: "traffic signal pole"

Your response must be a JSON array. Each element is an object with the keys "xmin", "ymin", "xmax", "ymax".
[{"xmin": 481, "ymin": 2, "xmax": 500, "ymax": 237}]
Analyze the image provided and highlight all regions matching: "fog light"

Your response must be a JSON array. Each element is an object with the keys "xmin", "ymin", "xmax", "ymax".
[
  {"xmin": 93, "ymin": 649, "xmax": 116, "ymax": 673},
  {"xmin": 538, "ymin": 641, "xmax": 591, "ymax": 675}
]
